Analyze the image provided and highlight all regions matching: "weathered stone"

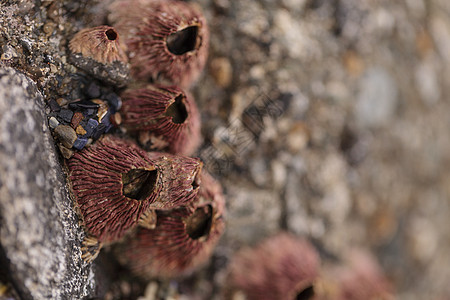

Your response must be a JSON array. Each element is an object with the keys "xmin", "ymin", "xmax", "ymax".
[
  {"xmin": 0, "ymin": 67, "xmax": 96, "ymax": 300},
  {"xmin": 54, "ymin": 124, "xmax": 77, "ymax": 148}
]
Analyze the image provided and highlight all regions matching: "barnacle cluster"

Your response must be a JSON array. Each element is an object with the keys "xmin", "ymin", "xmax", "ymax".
[{"xmin": 48, "ymin": 0, "xmax": 225, "ymax": 279}]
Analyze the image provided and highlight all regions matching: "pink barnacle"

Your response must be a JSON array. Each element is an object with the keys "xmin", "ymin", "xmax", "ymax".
[
  {"xmin": 225, "ymin": 233, "xmax": 320, "ymax": 300},
  {"xmin": 120, "ymin": 85, "xmax": 201, "ymax": 156},
  {"xmin": 67, "ymin": 136, "xmax": 161, "ymax": 244},
  {"xmin": 117, "ymin": 170, "xmax": 225, "ymax": 278},
  {"xmin": 109, "ymin": 0, "xmax": 209, "ymax": 88}
]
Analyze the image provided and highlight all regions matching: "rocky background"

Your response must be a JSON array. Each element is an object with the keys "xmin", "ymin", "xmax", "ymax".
[{"xmin": 0, "ymin": 0, "xmax": 449, "ymax": 299}]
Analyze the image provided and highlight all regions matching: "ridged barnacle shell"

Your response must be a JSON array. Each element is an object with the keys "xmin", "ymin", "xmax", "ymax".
[
  {"xmin": 117, "ymin": 170, "xmax": 225, "ymax": 279},
  {"xmin": 120, "ymin": 85, "xmax": 201, "ymax": 156},
  {"xmin": 69, "ymin": 25, "xmax": 127, "ymax": 64},
  {"xmin": 109, "ymin": 0, "xmax": 209, "ymax": 88},
  {"xmin": 318, "ymin": 249, "xmax": 393, "ymax": 300},
  {"xmin": 225, "ymin": 233, "xmax": 320, "ymax": 300},
  {"xmin": 67, "ymin": 135, "xmax": 202, "ymax": 243}
]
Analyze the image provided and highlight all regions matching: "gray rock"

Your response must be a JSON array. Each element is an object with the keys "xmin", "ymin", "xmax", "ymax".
[
  {"xmin": 0, "ymin": 67, "xmax": 96, "ymax": 299},
  {"xmin": 69, "ymin": 52, "xmax": 130, "ymax": 88}
]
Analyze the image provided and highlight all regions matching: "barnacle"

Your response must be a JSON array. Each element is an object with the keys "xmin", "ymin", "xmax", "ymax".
[
  {"xmin": 67, "ymin": 136, "xmax": 161, "ymax": 244},
  {"xmin": 69, "ymin": 25, "xmax": 127, "ymax": 64},
  {"xmin": 117, "ymin": 170, "xmax": 225, "ymax": 278},
  {"xmin": 318, "ymin": 250, "xmax": 393, "ymax": 300},
  {"xmin": 120, "ymin": 85, "xmax": 201, "ymax": 156},
  {"xmin": 109, "ymin": 0, "xmax": 209, "ymax": 88},
  {"xmin": 67, "ymin": 135, "xmax": 202, "ymax": 244},
  {"xmin": 225, "ymin": 233, "xmax": 320, "ymax": 300}
]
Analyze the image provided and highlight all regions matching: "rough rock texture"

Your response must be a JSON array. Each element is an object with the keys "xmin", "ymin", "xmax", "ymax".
[
  {"xmin": 0, "ymin": 67, "xmax": 95, "ymax": 299},
  {"xmin": 0, "ymin": 0, "xmax": 450, "ymax": 299}
]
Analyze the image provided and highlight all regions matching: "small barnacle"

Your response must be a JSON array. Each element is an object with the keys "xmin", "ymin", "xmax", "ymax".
[
  {"xmin": 120, "ymin": 85, "xmax": 201, "ymax": 156},
  {"xmin": 116, "ymin": 170, "xmax": 225, "ymax": 278},
  {"xmin": 225, "ymin": 233, "xmax": 320, "ymax": 300},
  {"xmin": 318, "ymin": 249, "xmax": 393, "ymax": 300},
  {"xmin": 68, "ymin": 26, "xmax": 129, "ymax": 86},
  {"xmin": 69, "ymin": 25, "xmax": 127, "ymax": 64},
  {"xmin": 67, "ymin": 136, "xmax": 162, "ymax": 246},
  {"xmin": 109, "ymin": 0, "xmax": 209, "ymax": 88}
]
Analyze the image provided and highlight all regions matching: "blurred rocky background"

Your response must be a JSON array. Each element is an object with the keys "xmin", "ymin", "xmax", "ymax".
[{"xmin": 0, "ymin": 0, "xmax": 449, "ymax": 299}]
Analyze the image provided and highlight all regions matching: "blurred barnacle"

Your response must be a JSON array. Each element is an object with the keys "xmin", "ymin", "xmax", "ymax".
[
  {"xmin": 120, "ymin": 85, "xmax": 201, "ymax": 156},
  {"xmin": 68, "ymin": 25, "xmax": 129, "ymax": 86},
  {"xmin": 116, "ymin": 170, "xmax": 225, "ymax": 278},
  {"xmin": 317, "ymin": 249, "xmax": 393, "ymax": 300},
  {"xmin": 109, "ymin": 0, "xmax": 209, "ymax": 88},
  {"xmin": 225, "ymin": 233, "xmax": 320, "ymax": 300}
]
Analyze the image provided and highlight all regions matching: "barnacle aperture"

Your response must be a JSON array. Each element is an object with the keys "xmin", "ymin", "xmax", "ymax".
[
  {"xmin": 225, "ymin": 233, "xmax": 320, "ymax": 300},
  {"xmin": 117, "ymin": 170, "xmax": 225, "ymax": 278},
  {"xmin": 69, "ymin": 25, "xmax": 127, "ymax": 64},
  {"xmin": 120, "ymin": 85, "xmax": 201, "ymax": 156},
  {"xmin": 109, "ymin": 0, "xmax": 209, "ymax": 88}
]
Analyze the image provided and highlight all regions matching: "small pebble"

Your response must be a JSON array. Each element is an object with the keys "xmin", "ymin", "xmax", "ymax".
[
  {"xmin": 86, "ymin": 82, "xmax": 101, "ymax": 98},
  {"xmin": 48, "ymin": 116, "xmax": 59, "ymax": 129},
  {"xmin": 76, "ymin": 125, "xmax": 87, "ymax": 135},
  {"xmin": 48, "ymin": 99, "xmax": 60, "ymax": 112},
  {"xmin": 73, "ymin": 137, "xmax": 88, "ymax": 150},
  {"xmin": 101, "ymin": 111, "xmax": 111, "ymax": 127},
  {"xmin": 56, "ymin": 98, "xmax": 69, "ymax": 107},
  {"xmin": 54, "ymin": 124, "xmax": 77, "ymax": 148},
  {"xmin": 84, "ymin": 118, "xmax": 98, "ymax": 137},
  {"xmin": 58, "ymin": 144, "xmax": 75, "ymax": 159},
  {"xmin": 86, "ymin": 108, "xmax": 96, "ymax": 116},
  {"xmin": 71, "ymin": 111, "xmax": 83, "ymax": 128},
  {"xmin": 104, "ymin": 93, "xmax": 122, "ymax": 112},
  {"xmin": 92, "ymin": 99, "xmax": 109, "ymax": 121},
  {"xmin": 111, "ymin": 112, "xmax": 122, "ymax": 126},
  {"xmin": 59, "ymin": 109, "xmax": 74, "ymax": 123},
  {"xmin": 92, "ymin": 123, "xmax": 107, "ymax": 140},
  {"xmin": 210, "ymin": 57, "xmax": 232, "ymax": 88},
  {"xmin": 69, "ymin": 100, "xmax": 99, "ymax": 110}
]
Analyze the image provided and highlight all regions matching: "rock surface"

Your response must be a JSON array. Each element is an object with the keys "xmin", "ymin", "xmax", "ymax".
[
  {"xmin": 0, "ymin": 0, "xmax": 449, "ymax": 299},
  {"xmin": 0, "ymin": 67, "xmax": 95, "ymax": 299}
]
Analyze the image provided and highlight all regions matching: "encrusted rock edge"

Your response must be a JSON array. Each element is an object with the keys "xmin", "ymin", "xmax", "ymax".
[{"xmin": 0, "ymin": 67, "xmax": 96, "ymax": 299}]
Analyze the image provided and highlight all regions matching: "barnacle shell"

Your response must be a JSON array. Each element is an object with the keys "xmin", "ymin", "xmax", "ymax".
[
  {"xmin": 69, "ymin": 25, "xmax": 127, "ymax": 64},
  {"xmin": 120, "ymin": 85, "xmax": 201, "ymax": 156},
  {"xmin": 318, "ymin": 249, "xmax": 393, "ymax": 300},
  {"xmin": 67, "ymin": 135, "xmax": 202, "ymax": 243},
  {"xmin": 117, "ymin": 170, "xmax": 225, "ymax": 278},
  {"xmin": 225, "ymin": 233, "xmax": 320, "ymax": 300},
  {"xmin": 109, "ymin": 0, "xmax": 209, "ymax": 88}
]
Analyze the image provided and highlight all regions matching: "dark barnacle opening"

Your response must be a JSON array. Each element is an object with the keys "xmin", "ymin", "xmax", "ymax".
[
  {"xmin": 122, "ymin": 168, "xmax": 158, "ymax": 200},
  {"xmin": 295, "ymin": 285, "xmax": 315, "ymax": 300},
  {"xmin": 166, "ymin": 25, "xmax": 199, "ymax": 55},
  {"xmin": 192, "ymin": 171, "xmax": 200, "ymax": 190},
  {"xmin": 186, "ymin": 205, "xmax": 213, "ymax": 240},
  {"xmin": 105, "ymin": 28, "xmax": 118, "ymax": 41},
  {"xmin": 165, "ymin": 95, "xmax": 188, "ymax": 124}
]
